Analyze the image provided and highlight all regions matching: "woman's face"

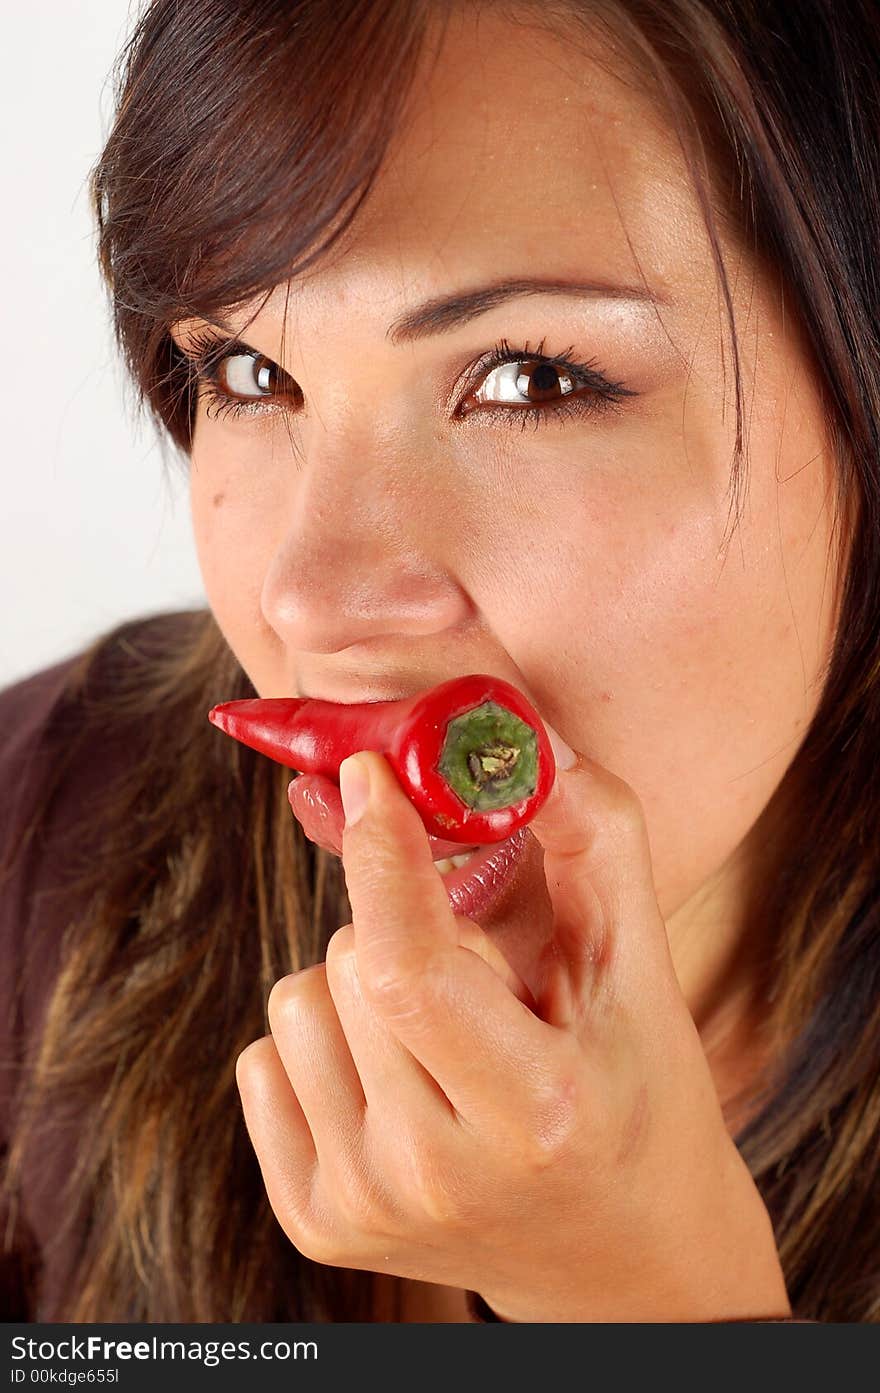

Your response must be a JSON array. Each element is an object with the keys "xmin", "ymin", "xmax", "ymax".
[{"xmin": 179, "ymin": 8, "xmax": 842, "ymax": 1009}]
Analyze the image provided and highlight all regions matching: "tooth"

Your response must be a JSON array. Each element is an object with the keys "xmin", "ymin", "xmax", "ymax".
[{"xmin": 433, "ymin": 849, "xmax": 480, "ymax": 875}]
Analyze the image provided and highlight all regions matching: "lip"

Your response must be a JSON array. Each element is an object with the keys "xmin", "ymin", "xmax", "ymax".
[
  {"xmin": 288, "ymin": 772, "xmax": 533, "ymax": 924},
  {"xmin": 288, "ymin": 772, "xmax": 502, "ymax": 861},
  {"xmin": 437, "ymin": 826, "xmax": 531, "ymax": 922}
]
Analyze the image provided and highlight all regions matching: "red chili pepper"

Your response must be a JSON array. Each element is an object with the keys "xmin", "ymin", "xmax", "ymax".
[{"xmin": 207, "ymin": 673, "xmax": 555, "ymax": 845}]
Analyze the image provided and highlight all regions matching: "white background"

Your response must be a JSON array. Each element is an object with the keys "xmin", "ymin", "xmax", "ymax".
[{"xmin": 1, "ymin": 2, "xmax": 206, "ymax": 689}]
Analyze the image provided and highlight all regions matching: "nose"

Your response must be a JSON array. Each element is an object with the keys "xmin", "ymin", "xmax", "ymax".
[{"xmin": 260, "ymin": 434, "xmax": 471, "ymax": 655}]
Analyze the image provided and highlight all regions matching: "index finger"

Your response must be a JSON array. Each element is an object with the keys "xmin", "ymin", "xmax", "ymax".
[{"xmin": 338, "ymin": 750, "xmax": 565, "ymax": 1118}]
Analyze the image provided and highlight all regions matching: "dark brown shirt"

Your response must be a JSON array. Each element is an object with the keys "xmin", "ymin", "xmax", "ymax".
[{"xmin": 0, "ymin": 646, "xmax": 96, "ymax": 1319}]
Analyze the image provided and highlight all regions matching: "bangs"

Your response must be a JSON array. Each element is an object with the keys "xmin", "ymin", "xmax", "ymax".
[{"xmin": 93, "ymin": 0, "xmax": 436, "ymax": 449}]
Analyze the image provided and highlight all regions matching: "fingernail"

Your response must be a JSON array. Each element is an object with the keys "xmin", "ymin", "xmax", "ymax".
[
  {"xmin": 544, "ymin": 721, "xmax": 578, "ymax": 771},
  {"xmin": 339, "ymin": 755, "xmax": 370, "ymax": 827}
]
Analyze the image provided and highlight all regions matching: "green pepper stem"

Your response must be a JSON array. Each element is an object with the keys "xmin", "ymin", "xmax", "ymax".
[{"xmin": 437, "ymin": 700, "xmax": 539, "ymax": 811}]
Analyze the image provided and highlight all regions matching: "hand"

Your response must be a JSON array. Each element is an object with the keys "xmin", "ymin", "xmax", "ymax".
[{"xmin": 235, "ymin": 744, "xmax": 791, "ymax": 1322}]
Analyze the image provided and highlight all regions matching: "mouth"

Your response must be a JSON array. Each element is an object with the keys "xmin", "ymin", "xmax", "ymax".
[
  {"xmin": 430, "ymin": 827, "xmax": 532, "ymax": 922},
  {"xmin": 288, "ymin": 772, "xmax": 533, "ymax": 924}
]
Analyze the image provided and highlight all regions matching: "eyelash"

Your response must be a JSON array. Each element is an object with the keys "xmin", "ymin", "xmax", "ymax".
[{"xmin": 182, "ymin": 328, "xmax": 638, "ymax": 432}]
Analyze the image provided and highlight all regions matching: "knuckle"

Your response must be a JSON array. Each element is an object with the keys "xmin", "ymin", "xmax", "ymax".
[
  {"xmin": 363, "ymin": 957, "xmax": 438, "ymax": 1022},
  {"xmin": 272, "ymin": 1180, "xmax": 329, "ymax": 1262},
  {"xmin": 397, "ymin": 1138, "xmax": 470, "ymax": 1229},
  {"xmin": 547, "ymin": 771, "xmax": 648, "ymax": 878},
  {"xmin": 323, "ymin": 924, "xmax": 357, "ymax": 985},
  {"xmin": 603, "ymin": 774, "xmax": 647, "ymax": 845},
  {"xmin": 332, "ymin": 1168, "xmax": 389, "ymax": 1239},
  {"xmin": 267, "ymin": 964, "xmax": 325, "ymax": 1034},
  {"xmin": 281, "ymin": 1183, "xmax": 350, "ymax": 1267},
  {"xmin": 615, "ymin": 1080, "xmax": 651, "ymax": 1168},
  {"xmin": 292, "ymin": 1215, "xmax": 347, "ymax": 1267},
  {"xmin": 235, "ymin": 1035, "xmax": 274, "ymax": 1089},
  {"xmin": 524, "ymin": 1063, "xmax": 584, "ymax": 1170}
]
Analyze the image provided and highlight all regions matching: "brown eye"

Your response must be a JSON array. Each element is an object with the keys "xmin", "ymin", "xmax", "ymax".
[
  {"xmin": 217, "ymin": 351, "xmax": 280, "ymax": 399},
  {"xmin": 473, "ymin": 358, "xmax": 578, "ymax": 406}
]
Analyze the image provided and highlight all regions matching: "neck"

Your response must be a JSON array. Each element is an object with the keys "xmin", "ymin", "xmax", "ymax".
[
  {"xmin": 371, "ymin": 1271, "xmax": 471, "ymax": 1322},
  {"xmin": 666, "ymin": 782, "xmax": 793, "ymax": 1133}
]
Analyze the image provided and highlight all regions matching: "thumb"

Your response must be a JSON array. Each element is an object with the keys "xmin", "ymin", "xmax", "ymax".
[{"xmin": 528, "ymin": 723, "xmax": 675, "ymax": 1025}]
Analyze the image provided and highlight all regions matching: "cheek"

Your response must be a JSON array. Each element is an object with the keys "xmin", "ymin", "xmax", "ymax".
[
  {"xmin": 511, "ymin": 419, "xmax": 839, "ymax": 920},
  {"xmin": 189, "ymin": 441, "xmax": 280, "ymax": 678}
]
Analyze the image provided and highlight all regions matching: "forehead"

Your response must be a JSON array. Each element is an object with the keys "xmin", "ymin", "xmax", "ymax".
[{"xmin": 278, "ymin": 6, "xmax": 715, "ymax": 315}]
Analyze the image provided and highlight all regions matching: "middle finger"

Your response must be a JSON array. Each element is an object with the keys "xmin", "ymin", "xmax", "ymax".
[{"xmin": 324, "ymin": 924, "xmax": 455, "ymax": 1128}]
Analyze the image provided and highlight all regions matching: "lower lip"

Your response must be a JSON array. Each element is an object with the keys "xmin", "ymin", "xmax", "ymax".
[{"xmin": 436, "ymin": 827, "xmax": 530, "ymax": 921}]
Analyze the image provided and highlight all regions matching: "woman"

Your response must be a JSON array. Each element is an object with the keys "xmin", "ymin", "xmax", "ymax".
[{"xmin": 1, "ymin": 0, "xmax": 877, "ymax": 1322}]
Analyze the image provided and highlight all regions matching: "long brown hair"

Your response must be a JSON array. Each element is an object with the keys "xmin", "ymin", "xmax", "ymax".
[{"xmin": 4, "ymin": 0, "xmax": 879, "ymax": 1320}]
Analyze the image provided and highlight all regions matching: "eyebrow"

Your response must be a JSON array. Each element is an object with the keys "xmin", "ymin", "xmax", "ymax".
[
  {"xmin": 386, "ymin": 276, "xmax": 667, "ymax": 345},
  {"xmin": 204, "ymin": 275, "xmax": 667, "ymax": 354}
]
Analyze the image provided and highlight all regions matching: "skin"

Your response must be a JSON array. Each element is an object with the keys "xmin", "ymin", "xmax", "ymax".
[{"xmin": 176, "ymin": 6, "xmax": 843, "ymax": 1319}]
